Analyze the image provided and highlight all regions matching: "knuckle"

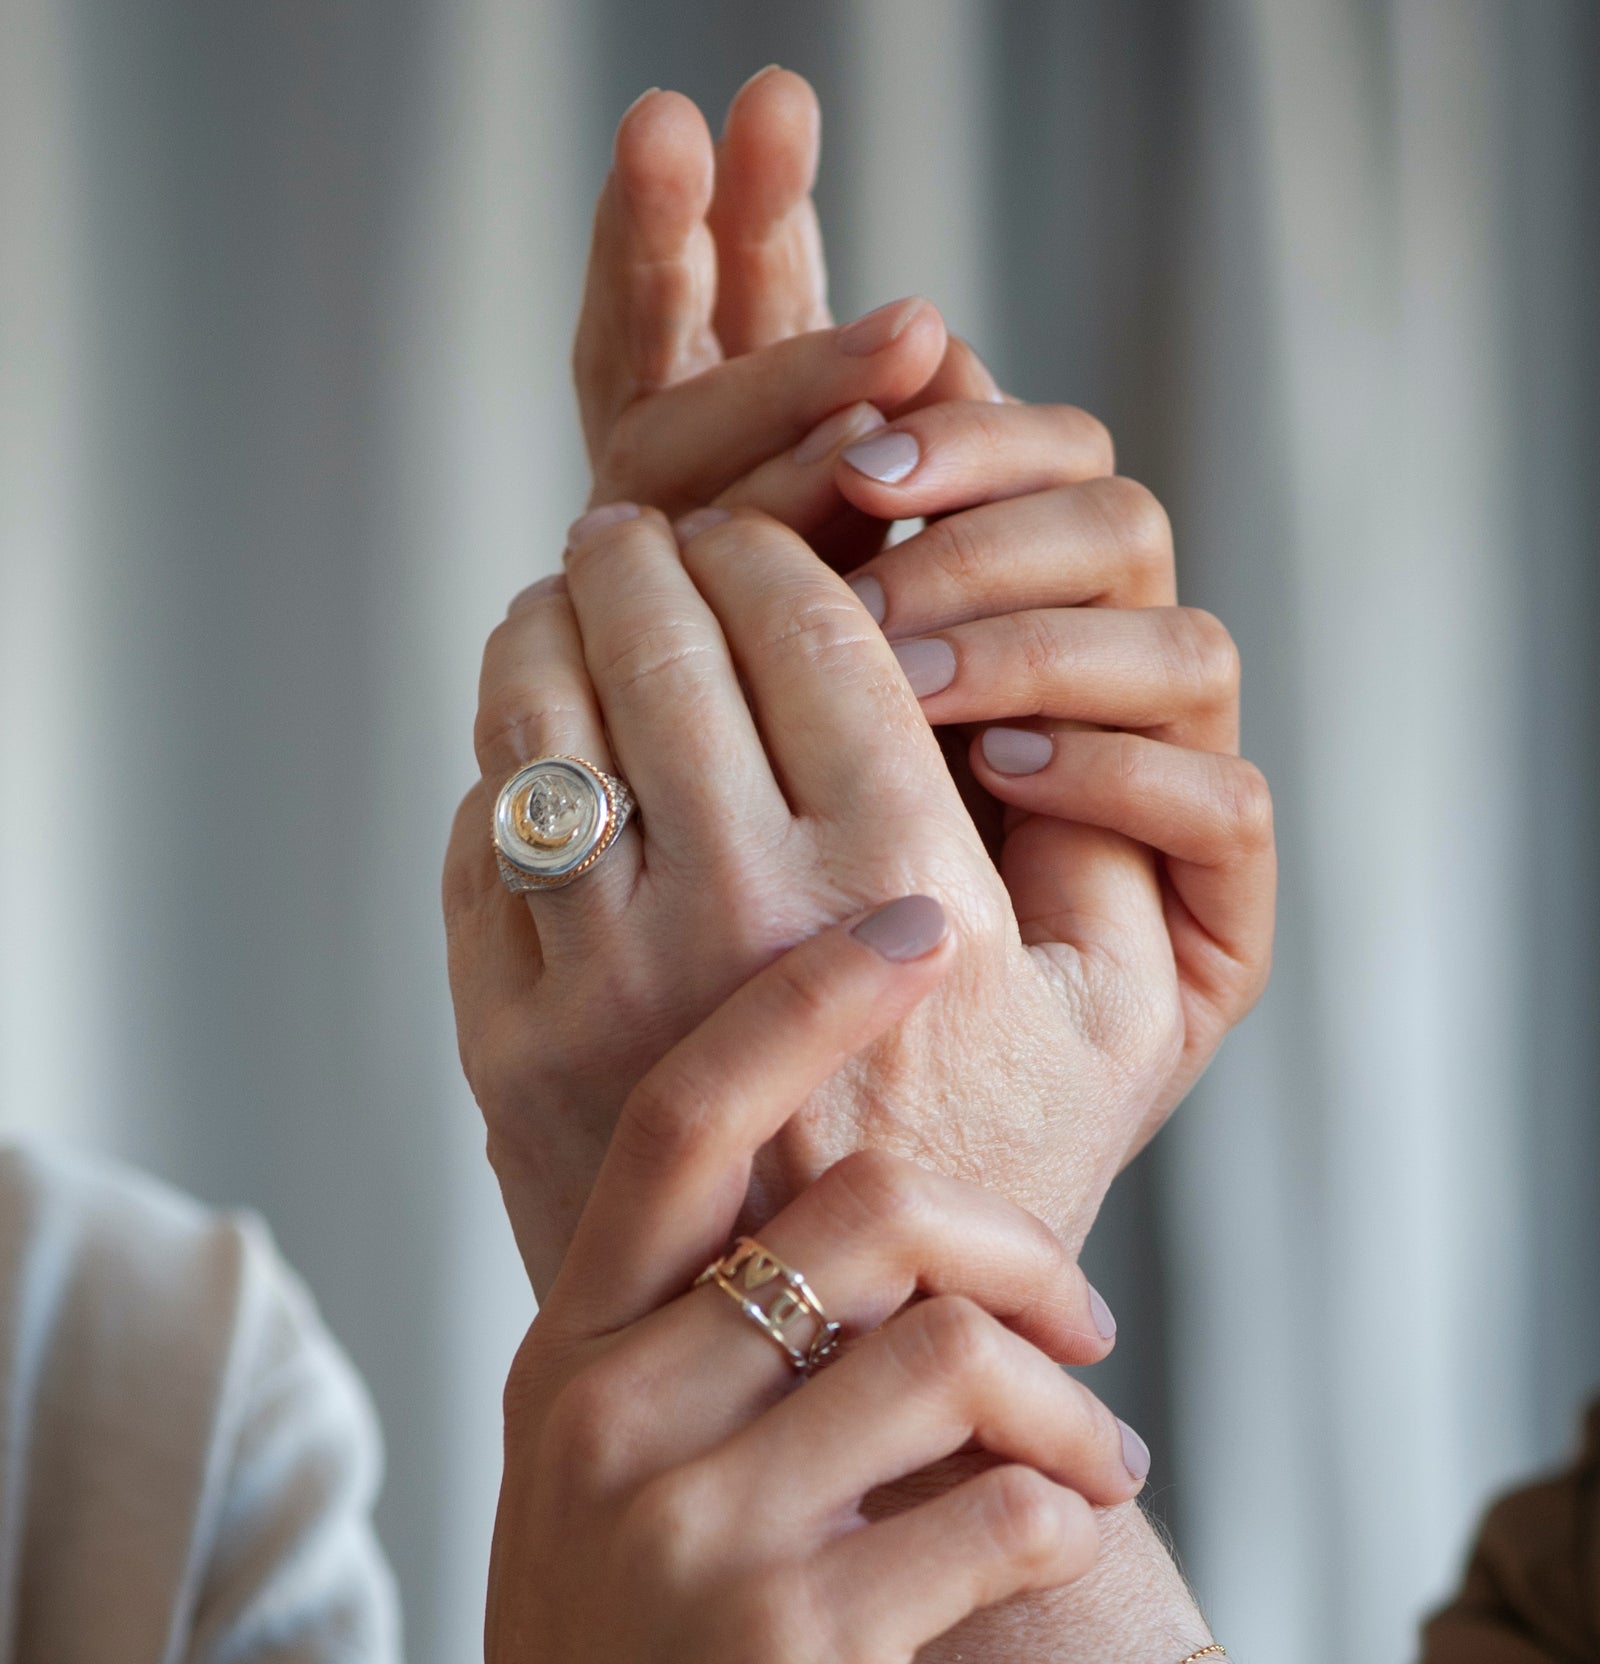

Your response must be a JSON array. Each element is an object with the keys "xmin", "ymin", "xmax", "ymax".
[
  {"xmin": 765, "ymin": 939, "xmax": 845, "ymax": 1031},
  {"xmin": 466, "ymin": 1006, "xmax": 542, "ymax": 1114},
  {"xmin": 588, "ymin": 413, "xmax": 647, "ymax": 504},
  {"xmin": 904, "ymin": 1294, "xmax": 997, "ymax": 1382},
  {"xmin": 473, "ymin": 623, "xmax": 565, "ymax": 767},
  {"xmin": 1165, "ymin": 607, "xmax": 1240, "ymax": 698},
  {"xmin": 920, "ymin": 511, "xmax": 993, "ymax": 593},
  {"xmin": 473, "ymin": 693, "xmax": 552, "ymax": 771},
  {"xmin": 767, "ymin": 584, "xmax": 880, "ymax": 671},
  {"xmin": 1090, "ymin": 475, "xmax": 1173, "ymax": 567},
  {"xmin": 595, "ymin": 616, "xmax": 719, "ymax": 701},
  {"xmin": 614, "ymin": 1067, "xmax": 714, "ymax": 1170},
  {"xmin": 618, "ymin": 1468, "xmax": 714, "ymax": 1584},
  {"xmin": 1015, "ymin": 610, "xmax": 1069, "ymax": 690},
  {"xmin": 821, "ymin": 1148, "xmax": 933, "ymax": 1240},
  {"xmin": 540, "ymin": 1365, "xmax": 636, "ymax": 1492},
  {"xmin": 978, "ymin": 1466, "xmax": 1078, "ymax": 1571},
  {"xmin": 1219, "ymin": 757, "xmax": 1275, "ymax": 851},
  {"xmin": 1062, "ymin": 406, "xmax": 1116, "ymax": 475},
  {"xmin": 955, "ymin": 398, "xmax": 1023, "ymax": 460}
]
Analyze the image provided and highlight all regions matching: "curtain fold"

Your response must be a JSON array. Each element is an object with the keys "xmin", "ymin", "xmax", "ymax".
[{"xmin": 3, "ymin": 4, "xmax": 1596, "ymax": 1661}]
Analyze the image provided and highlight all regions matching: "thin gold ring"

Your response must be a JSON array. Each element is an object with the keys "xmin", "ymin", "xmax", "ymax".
[{"xmin": 695, "ymin": 1237, "xmax": 843, "ymax": 1376}]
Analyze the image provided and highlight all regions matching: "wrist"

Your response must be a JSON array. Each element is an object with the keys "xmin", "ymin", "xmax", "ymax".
[{"xmin": 868, "ymin": 1460, "xmax": 1209, "ymax": 1663}]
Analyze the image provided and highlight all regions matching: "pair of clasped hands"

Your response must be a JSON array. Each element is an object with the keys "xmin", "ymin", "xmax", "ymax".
[{"xmin": 444, "ymin": 71, "xmax": 1275, "ymax": 1663}]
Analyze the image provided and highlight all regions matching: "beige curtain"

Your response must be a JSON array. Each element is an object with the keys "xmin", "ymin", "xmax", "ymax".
[{"xmin": 3, "ymin": 3, "xmax": 1595, "ymax": 1660}]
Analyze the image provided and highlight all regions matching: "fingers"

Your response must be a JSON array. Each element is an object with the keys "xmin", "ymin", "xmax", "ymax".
[
  {"xmin": 560, "ymin": 504, "xmax": 786, "ymax": 856},
  {"xmin": 890, "ymin": 605, "xmax": 1242, "ymax": 754},
  {"xmin": 554, "ymin": 1149, "xmax": 1118, "ymax": 1478},
  {"xmin": 893, "ymin": 332, "xmax": 1007, "ymax": 409},
  {"xmin": 592, "ymin": 300, "xmax": 948, "ymax": 513},
  {"xmin": 833, "ymin": 400, "xmax": 1116, "ymax": 523},
  {"xmin": 807, "ymin": 1465, "xmax": 1098, "ymax": 1659},
  {"xmin": 548, "ymin": 896, "xmax": 955, "ymax": 1333},
  {"xmin": 972, "ymin": 728, "xmax": 1277, "ymax": 1019},
  {"xmin": 475, "ymin": 579, "xmax": 611, "ymax": 784},
  {"xmin": 704, "ymin": 1294, "xmax": 1146, "ymax": 1520},
  {"xmin": 573, "ymin": 91, "xmax": 722, "ymax": 461},
  {"xmin": 675, "ymin": 508, "xmax": 946, "ymax": 819},
  {"xmin": 709, "ymin": 67, "xmax": 832, "ymax": 355},
  {"xmin": 763, "ymin": 1151, "xmax": 1115, "ymax": 1360},
  {"xmin": 699, "ymin": 1150, "xmax": 1116, "ymax": 1374},
  {"xmin": 702, "ymin": 400, "xmax": 888, "ymax": 541},
  {"xmin": 848, "ymin": 474, "xmax": 1178, "ymax": 637},
  {"xmin": 473, "ymin": 577, "xmax": 642, "ymax": 923}
]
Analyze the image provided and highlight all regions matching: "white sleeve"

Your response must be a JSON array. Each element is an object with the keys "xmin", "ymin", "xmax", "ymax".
[
  {"xmin": 179, "ymin": 1214, "xmax": 402, "ymax": 1664},
  {"xmin": 0, "ymin": 1145, "xmax": 402, "ymax": 1664}
]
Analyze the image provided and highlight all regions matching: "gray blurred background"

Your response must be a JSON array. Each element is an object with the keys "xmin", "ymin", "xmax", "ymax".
[{"xmin": 4, "ymin": 2, "xmax": 1597, "ymax": 1660}]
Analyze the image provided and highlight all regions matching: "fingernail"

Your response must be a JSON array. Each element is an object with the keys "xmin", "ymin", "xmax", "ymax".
[
  {"xmin": 981, "ymin": 726, "xmax": 1053, "ymax": 775},
  {"xmin": 971, "ymin": 356, "xmax": 1006, "ymax": 404},
  {"xmin": 1088, "ymin": 1284, "xmax": 1117, "ymax": 1341},
  {"xmin": 566, "ymin": 502, "xmax": 641, "ymax": 549},
  {"xmin": 892, "ymin": 638, "xmax": 956, "ymax": 698},
  {"xmin": 507, "ymin": 572, "xmax": 566, "ymax": 614},
  {"xmin": 737, "ymin": 63, "xmax": 782, "ymax": 95},
  {"xmin": 620, "ymin": 86, "xmax": 662, "ymax": 123},
  {"xmin": 793, "ymin": 402, "xmax": 886, "ymax": 467},
  {"xmin": 851, "ymin": 894, "xmax": 947, "ymax": 961},
  {"xmin": 841, "ymin": 430, "xmax": 920, "ymax": 485},
  {"xmin": 848, "ymin": 573, "xmax": 886, "ymax": 625},
  {"xmin": 674, "ymin": 506, "xmax": 732, "ymax": 541},
  {"xmin": 1119, "ymin": 1420, "xmax": 1151, "ymax": 1483},
  {"xmin": 837, "ymin": 296, "xmax": 925, "ymax": 357}
]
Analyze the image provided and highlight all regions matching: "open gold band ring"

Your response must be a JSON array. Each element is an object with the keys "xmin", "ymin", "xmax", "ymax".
[
  {"xmin": 493, "ymin": 754, "xmax": 636, "ymax": 892},
  {"xmin": 695, "ymin": 1236, "xmax": 844, "ymax": 1377}
]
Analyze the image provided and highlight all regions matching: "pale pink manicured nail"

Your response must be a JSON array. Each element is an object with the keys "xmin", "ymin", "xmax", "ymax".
[
  {"xmin": 1119, "ymin": 1420, "xmax": 1151, "ymax": 1483},
  {"xmin": 566, "ymin": 502, "xmax": 641, "ymax": 548},
  {"xmin": 1088, "ymin": 1284, "xmax": 1117, "ymax": 1341},
  {"xmin": 507, "ymin": 572, "xmax": 566, "ymax": 613},
  {"xmin": 793, "ymin": 402, "xmax": 886, "ymax": 467},
  {"xmin": 981, "ymin": 726, "xmax": 1053, "ymax": 775},
  {"xmin": 972, "ymin": 356, "xmax": 1006, "ymax": 403},
  {"xmin": 851, "ymin": 894, "xmax": 947, "ymax": 961},
  {"xmin": 674, "ymin": 506, "xmax": 732, "ymax": 540},
  {"xmin": 892, "ymin": 637, "xmax": 956, "ymax": 697},
  {"xmin": 620, "ymin": 86, "xmax": 662, "ymax": 123},
  {"xmin": 837, "ymin": 296, "xmax": 925, "ymax": 357},
  {"xmin": 842, "ymin": 430, "xmax": 920, "ymax": 485},
  {"xmin": 735, "ymin": 63, "xmax": 782, "ymax": 97},
  {"xmin": 848, "ymin": 573, "xmax": 886, "ymax": 625}
]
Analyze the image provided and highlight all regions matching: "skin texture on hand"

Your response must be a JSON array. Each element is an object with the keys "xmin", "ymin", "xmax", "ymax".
[
  {"xmin": 452, "ymin": 69, "xmax": 1266, "ymax": 1663},
  {"xmin": 487, "ymin": 904, "xmax": 1152, "ymax": 1663},
  {"xmin": 452, "ymin": 426, "xmax": 1274, "ymax": 1290},
  {"xmin": 452, "ymin": 504, "xmax": 1185, "ymax": 1291}
]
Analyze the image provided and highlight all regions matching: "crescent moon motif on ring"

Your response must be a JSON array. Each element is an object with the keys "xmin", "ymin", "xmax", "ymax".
[{"xmin": 492, "ymin": 755, "xmax": 636, "ymax": 892}]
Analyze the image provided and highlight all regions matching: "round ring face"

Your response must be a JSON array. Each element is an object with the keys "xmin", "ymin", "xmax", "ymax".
[{"xmin": 494, "ymin": 757, "xmax": 611, "ymax": 885}]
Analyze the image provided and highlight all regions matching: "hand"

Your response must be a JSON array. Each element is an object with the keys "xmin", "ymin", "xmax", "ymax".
[
  {"xmin": 573, "ymin": 72, "xmax": 949, "ymax": 539},
  {"xmin": 489, "ymin": 899, "xmax": 1146, "ymax": 1664},
  {"xmin": 446, "ymin": 503, "xmax": 1251, "ymax": 1297},
  {"xmin": 561, "ymin": 75, "xmax": 1272, "ymax": 1136},
  {"xmin": 821, "ymin": 399, "xmax": 1275, "ymax": 1130}
]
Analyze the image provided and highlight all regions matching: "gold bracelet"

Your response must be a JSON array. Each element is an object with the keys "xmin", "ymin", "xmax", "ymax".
[{"xmin": 1176, "ymin": 1647, "xmax": 1226, "ymax": 1664}]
